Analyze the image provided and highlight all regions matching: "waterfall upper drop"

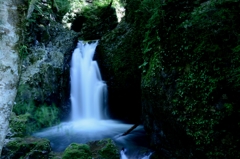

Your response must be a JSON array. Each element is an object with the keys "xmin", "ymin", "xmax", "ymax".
[{"xmin": 70, "ymin": 41, "xmax": 107, "ymax": 121}]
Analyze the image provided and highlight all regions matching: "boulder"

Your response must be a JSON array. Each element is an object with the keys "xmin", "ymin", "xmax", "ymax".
[
  {"xmin": 7, "ymin": 113, "xmax": 30, "ymax": 138},
  {"xmin": 88, "ymin": 138, "xmax": 120, "ymax": 159},
  {"xmin": 1, "ymin": 137, "xmax": 51, "ymax": 159},
  {"xmin": 62, "ymin": 143, "xmax": 92, "ymax": 159},
  {"xmin": 56, "ymin": 138, "xmax": 120, "ymax": 159}
]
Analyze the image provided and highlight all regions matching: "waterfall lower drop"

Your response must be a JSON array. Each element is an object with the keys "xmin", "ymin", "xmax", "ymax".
[
  {"xmin": 70, "ymin": 41, "xmax": 107, "ymax": 121},
  {"xmin": 34, "ymin": 41, "xmax": 152, "ymax": 159}
]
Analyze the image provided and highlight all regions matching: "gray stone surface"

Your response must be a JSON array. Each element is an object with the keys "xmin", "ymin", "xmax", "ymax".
[
  {"xmin": 15, "ymin": 22, "xmax": 78, "ymax": 113},
  {"xmin": 0, "ymin": 0, "xmax": 20, "ymax": 155}
]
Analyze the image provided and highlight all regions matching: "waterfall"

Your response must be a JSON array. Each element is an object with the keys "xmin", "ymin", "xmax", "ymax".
[
  {"xmin": 34, "ymin": 41, "xmax": 152, "ymax": 158},
  {"xmin": 70, "ymin": 41, "xmax": 107, "ymax": 121}
]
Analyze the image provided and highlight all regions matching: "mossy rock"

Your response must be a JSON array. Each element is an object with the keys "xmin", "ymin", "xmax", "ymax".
[
  {"xmin": 138, "ymin": 0, "xmax": 240, "ymax": 158},
  {"xmin": 97, "ymin": 20, "xmax": 143, "ymax": 122},
  {"xmin": 1, "ymin": 137, "xmax": 51, "ymax": 159},
  {"xmin": 88, "ymin": 138, "xmax": 119, "ymax": 159},
  {"xmin": 8, "ymin": 113, "xmax": 30, "ymax": 137},
  {"xmin": 49, "ymin": 151, "xmax": 63, "ymax": 159},
  {"xmin": 62, "ymin": 143, "xmax": 92, "ymax": 159}
]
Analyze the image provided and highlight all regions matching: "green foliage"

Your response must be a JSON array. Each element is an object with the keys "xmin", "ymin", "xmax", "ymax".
[
  {"xmin": 1, "ymin": 137, "xmax": 51, "ymax": 159},
  {"xmin": 9, "ymin": 113, "xmax": 30, "ymax": 137},
  {"xmin": 27, "ymin": 0, "xmax": 70, "ymax": 20},
  {"xmin": 13, "ymin": 100, "xmax": 60, "ymax": 134},
  {"xmin": 21, "ymin": 0, "xmax": 72, "ymax": 45},
  {"xmin": 97, "ymin": 18, "xmax": 143, "ymax": 121},
  {"xmin": 88, "ymin": 0, "xmax": 125, "ymax": 8},
  {"xmin": 13, "ymin": 100, "xmax": 35, "ymax": 115},
  {"xmin": 126, "ymin": 0, "xmax": 240, "ymax": 158},
  {"xmin": 54, "ymin": 0, "xmax": 71, "ymax": 18},
  {"xmin": 79, "ymin": 1, "xmax": 118, "ymax": 39},
  {"xmin": 98, "ymin": 139, "xmax": 119, "ymax": 159},
  {"xmin": 62, "ymin": 143, "xmax": 92, "ymax": 159},
  {"xmin": 19, "ymin": 45, "xmax": 28, "ymax": 59},
  {"xmin": 33, "ymin": 103, "xmax": 60, "ymax": 129},
  {"xmin": 87, "ymin": 139, "xmax": 119, "ymax": 159},
  {"xmin": 98, "ymin": 20, "xmax": 143, "ymax": 89},
  {"xmin": 92, "ymin": 0, "xmax": 112, "ymax": 6}
]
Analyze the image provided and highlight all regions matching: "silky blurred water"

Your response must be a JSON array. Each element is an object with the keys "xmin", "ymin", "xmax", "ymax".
[
  {"xmin": 70, "ymin": 41, "xmax": 107, "ymax": 120},
  {"xmin": 34, "ymin": 41, "xmax": 152, "ymax": 158},
  {"xmin": 34, "ymin": 121, "xmax": 152, "ymax": 158}
]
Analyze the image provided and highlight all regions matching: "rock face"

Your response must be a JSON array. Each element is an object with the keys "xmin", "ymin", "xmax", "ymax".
[
  {"xmin": 0, "ymin": 0, "xmax": 22, "ymax": 155},
  {"xmin": 99, "ymin": 0, "xmax": 240, "ymax": 158},
  {"xmin": 140, "ymin": 1, "xmax": 240, "ymax": 158},
  {"xmin": 13, "ymin": 21, "xmax": 78, "ymax": 133},
  {"xmin": 7, "ymin": 113, "xmax": 29, "ymax": 138},
  {"xmin": 1, "ymin": 137, "xmax": 51, "ymax": 159},
  {"xmin": 87, "ymin": 138, "xmax": 120, "ymax": 159},
  {"xmin": 97, "ymin": 20, "xmax": 142, "ymax": 122},
  {"xmin": 62, "ymin": 143, "xmax": 92, "ymax": 159},
  {"xmin": 13, "ymin": 0, "xmax": 119, "ymax": 131},
  {"xmin": 15, "ymin": 21, "xmax": 77, "ymax": 112}
]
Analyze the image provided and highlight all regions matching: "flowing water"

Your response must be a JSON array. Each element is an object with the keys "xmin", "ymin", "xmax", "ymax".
[
  {"xmin": 34, "ymin": 41, "xmax": 152, "ymax": 158},
  {"xmin": 70, "ymin": 41, "xmax": 107, "ymax": 120}
]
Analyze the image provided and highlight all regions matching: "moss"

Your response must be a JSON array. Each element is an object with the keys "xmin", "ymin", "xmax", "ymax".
[
  {"xmin": 88, "ymin": 138, "xmax": 119, "ymax": 159},
  {"xmin": 14, "ymin": 0, "xmax": 78, "ymax": 133},
  {"xmin": 97, "ymin": 20, "xmax": 143, "ymax": 121},
  {"xmin": 62, "ymin": 143, "xmax": 92, "ymax": 159},
  {"xmin": 79, "ymin": 4, "xmax": 118, "ymax": 39},
  {"xmin": 98, "ymin": 139, "xmax": 119, "ymax": 159},
  {"xmin": 12, "ymin": 99, "xmax": 60, "ymax": 134},
  {"xmin": 1, "ymin": 137, "xmax": 51, "ymax": 158},
  {"xmin": 49, "ymin": 151, "xmax": 63, "ymax": 159},
  {"xmin": 137, "ymin": 0, "xmax": 240, "ymax": 158},
  {"xmin": 9, "ymin": 113, "xmax": 30, "ymax": 137},
  {"xmin": 97, "ymin": 0, "xmax": 240, "ymax": 158}
]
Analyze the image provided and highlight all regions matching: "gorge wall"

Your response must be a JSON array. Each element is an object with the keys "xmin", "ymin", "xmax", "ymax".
[
  {"xmin": 1, "ymin": 0, "xmax": 120, "ymax": 157},
  {"xmin": 8, "ymin": 0, "xmax": 120, "ymax": 137},
  {"xmin": 2, "ymin": 0, "xmax": 240, "ymax": 158},
  {"xmin": 97, "ymin": 20, "xmax": 142, "ymax": 122},
  {"xmin": 98, "ymin": 0, "xmax": 240, "ymax": 158},
  {"xmin": 0, "ymin": 0, "xmax": 22, "ymax": 154}
]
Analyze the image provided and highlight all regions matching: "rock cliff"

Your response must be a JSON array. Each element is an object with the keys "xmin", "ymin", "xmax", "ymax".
[
  {"xmin": 98, "ymin": 0, "xmax": 240, "ymax": 158},
  {"xmin": 0, "ymin": 0, "xmax": 22, "ymax": 155}
]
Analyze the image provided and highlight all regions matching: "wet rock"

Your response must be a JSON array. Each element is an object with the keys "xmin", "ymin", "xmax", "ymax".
[
  {"xmin": 15, "ymin": 22, "xmax": 78, "ymax": 120},
  {"xmin": 97, "ymin": 20, "xmax": 142, "ymax": 122},
  {"xmin": 62, "ymin": 143, "xmax": 92, "ymax": 159},
  {"xmin": 0, "ymin": 0, "xmax": 21, "ymax": 155},
  {"xmin": 88, "ymin": 138, "xmax": 120, "ymax": 159},
  {"xmin": 7, "ymin": 113, "xmax": 30, "ymax": 138},
  {"xmin": 1, "ymin": 137, "xmax": 51, "ymax": 159}
]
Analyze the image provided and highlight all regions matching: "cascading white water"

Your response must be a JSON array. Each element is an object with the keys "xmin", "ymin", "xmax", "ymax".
[
  {"xmin": 70, "ymin": 41, "xmax": 107, "ymax": 121},
  {"xmin": 34, "ymin": 41, "xmax": 152, "ymax": 159}
]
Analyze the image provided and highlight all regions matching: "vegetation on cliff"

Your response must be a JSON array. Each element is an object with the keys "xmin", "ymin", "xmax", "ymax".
[
  {"xmin": 13, "ymin": 0, "xmax": 121, "ymax": 134},
  {"xmin": 97, "ymin": 20, "xmax": 143, "ymax": 121},
  {"xmin": 98, "ymin": 0, "xmax": 240, "ymax": 158},
  {"xmin": 9, "ymin": 0, "xmax": 240, "ymax": 158}
]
